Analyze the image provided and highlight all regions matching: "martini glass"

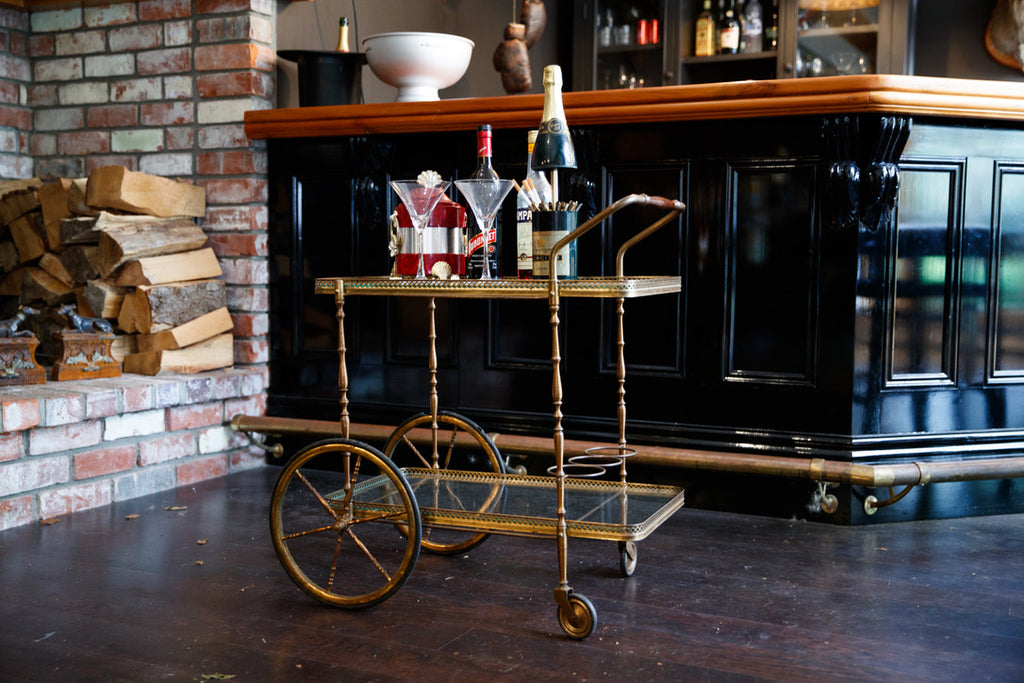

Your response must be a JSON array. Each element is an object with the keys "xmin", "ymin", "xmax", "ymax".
[
  {"xmin": 390, "ymin": 179, "xmax": 450, "ymax": 279},
  {"xmin": 455, "ymin": 178, "xmax": 514, "ymax": 281}
]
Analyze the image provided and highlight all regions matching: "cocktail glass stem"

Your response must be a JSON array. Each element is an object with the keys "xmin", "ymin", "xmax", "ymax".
[
  {"xmin": 389, "ymin": 180, "xmax": 450, "ymax": 280},
  {"xmin": 455, "ymin": 178, "xmax": 515, "ymax": 281}
]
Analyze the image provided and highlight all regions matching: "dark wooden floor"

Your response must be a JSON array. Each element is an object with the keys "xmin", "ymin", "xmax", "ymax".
[{"xmin": 1, "ymin": 466, "xmax": 1022, "ymax": 682}]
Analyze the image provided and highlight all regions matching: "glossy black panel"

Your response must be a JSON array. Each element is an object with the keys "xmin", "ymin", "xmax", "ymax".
[
  {"xmin": 888, "ymin": 163, "xmax": 962, "ymax": 384},
  {"xmin": 725, "ymin": 163, "xmax": 818, "ymax": 384},
  {"xmin": 992, "ymin": 164, "xmax": 1024, "ymax": 379}
]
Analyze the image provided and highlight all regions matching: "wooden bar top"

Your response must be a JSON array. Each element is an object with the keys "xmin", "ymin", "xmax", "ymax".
[{"xmin": 244, "ymin": 75, "xmax": 1024, "ymax": 140}]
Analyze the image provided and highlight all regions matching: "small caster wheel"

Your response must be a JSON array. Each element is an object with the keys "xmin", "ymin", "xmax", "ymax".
[
  {"xmin": 619, "ymin": 541, "xmax": 637, "ymax": 577},
  {"xmin": 557, "ymin": 593, "xmax": 597, "ymax": 639}
]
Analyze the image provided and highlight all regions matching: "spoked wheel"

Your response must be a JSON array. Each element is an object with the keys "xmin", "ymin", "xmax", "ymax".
[
  {"xmin": 383, "ymin": 410, "xmax": 505, "ymax": 555},
  {"xmin": 269, "ymin": 438, "xmax": 421, "ymax": 608},
  {"xmin": 557, "ymin": 592, "xmax": 598, "ymax": 639},
  {"xmin": 619, "ymin": 541, "xmax": 638, "ymax": 577}
]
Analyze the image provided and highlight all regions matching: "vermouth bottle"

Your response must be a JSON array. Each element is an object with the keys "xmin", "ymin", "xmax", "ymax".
[
  {"xmin": 466, "ymin": 124, "xmax": 500, "ymax": 278},
  {"xmin": 718, "ymin": 0, "xmax": 741, "ymax": 55}
]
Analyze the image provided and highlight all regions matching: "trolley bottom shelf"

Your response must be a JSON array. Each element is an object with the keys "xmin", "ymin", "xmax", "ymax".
[{"xmin": 349, "ymin": 468, "xmax": 686, "ymax": 542}]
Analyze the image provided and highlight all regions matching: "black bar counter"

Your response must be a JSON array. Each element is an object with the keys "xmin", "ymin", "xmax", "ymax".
[{"xmin": 245, "ymin": 76, "xmax": 1024, "ymax": 523}]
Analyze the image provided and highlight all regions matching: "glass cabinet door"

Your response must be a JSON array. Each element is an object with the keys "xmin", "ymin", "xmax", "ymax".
[
  {"xmin": 589, "ymin": 0, "xmax": 674, "ymax": 90},
  {"xmin": 782, "ymin": 0, "xmax": 914, "ymax": 78}
]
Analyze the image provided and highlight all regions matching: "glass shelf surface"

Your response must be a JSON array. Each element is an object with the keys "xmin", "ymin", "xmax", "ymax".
[{"xmin": 342, "ymin": 468, "xmax": 686, "ymax": 542}]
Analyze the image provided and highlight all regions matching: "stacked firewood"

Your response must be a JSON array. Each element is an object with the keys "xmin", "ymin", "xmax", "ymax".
[{"xmin": 0, "ymin": 166, "xmax": 233, "ymax": 375}]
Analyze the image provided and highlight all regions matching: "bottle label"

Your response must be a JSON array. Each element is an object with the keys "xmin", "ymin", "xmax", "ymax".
[
  {"xmin": 720, "ymin": 25, "xmax": 740, "ymax": 52},
  {"xmin": 532, "ymin": 230, "xmax": 576, "ymax": 279},
  {"xmin": 516, "ymin": 206, "xmax": 533, "ymax": 277},
  {"xmin": 477, "ymin": 132, "xmax": 492, "ymax": 158},
  {"xmin": 467, "ymin": 228, "xmax": 497, "ymax": 277},
  {"xmin": 695, "ymin": 20, "xmax": 714, "ymax": 56}
]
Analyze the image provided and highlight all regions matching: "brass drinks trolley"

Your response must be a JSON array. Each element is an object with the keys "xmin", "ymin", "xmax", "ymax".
[{"xmin": 268, "ymin": 194, "xmax": 687, "ymax": 639}]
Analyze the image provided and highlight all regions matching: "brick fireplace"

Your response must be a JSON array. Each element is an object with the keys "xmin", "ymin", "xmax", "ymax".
[{"xmin": 0, "ymin": 0, "xmax": 275, "ymax": 531}]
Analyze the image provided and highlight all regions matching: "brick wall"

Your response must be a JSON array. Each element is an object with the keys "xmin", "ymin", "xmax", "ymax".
[{"xmin": 0, "ymin": 0, "xmax": 276, "ymax": 531}]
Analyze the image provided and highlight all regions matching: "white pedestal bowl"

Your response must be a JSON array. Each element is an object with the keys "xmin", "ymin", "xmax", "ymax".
[{"xmin": 363, "ymin": 32, "xmax": 474, "ymax": 102}]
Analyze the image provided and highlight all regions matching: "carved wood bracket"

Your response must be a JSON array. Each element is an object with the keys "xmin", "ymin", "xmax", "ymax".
[{"xmin": 822, "ymin": 114, "xmax": 912, "ymax": 232}]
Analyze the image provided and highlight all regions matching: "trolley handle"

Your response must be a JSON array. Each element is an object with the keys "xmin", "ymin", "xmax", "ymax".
[{"xmin": 547, "ymin": 194, "xmax": 686, "ymax": 284}]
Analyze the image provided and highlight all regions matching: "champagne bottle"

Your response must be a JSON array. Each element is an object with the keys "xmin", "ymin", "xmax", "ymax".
[
  {"xmin": 695, "ymin": 0, "xmax": 715, "ymax": 57},
  {"xmin": 718, "ymin": 0, "xmax": 741, "ymax": 55},
  {"xmin": 467, "ymin": 125, "xmax": 500, "ymax": 278},
  {"xmin": 335, "ymin": 17, "xmax": 350, "ymax": 52},
  {"xmin": 532, "ymin": 65, "xmax": 576, "ymax": 205}
]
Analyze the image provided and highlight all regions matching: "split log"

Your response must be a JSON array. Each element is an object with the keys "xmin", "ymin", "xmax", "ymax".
[
  {"xmin": 115, "ymin": 247, "xmax": 221, "ymax": 286},
  {"xmin": 110, "ymin": 334, "xmax": 136, "ymax": 362},
  {"xmin": 20, "ymin": 267, "xmax": 74, "ymax": 306},
  {"xmin": 0, "ymin": 268, "xmax": 24, "ymax": 296},
  {"xmin": 68, "ymin": 178, "xmax": 99, "ymax": 218},
  {"xmin": 123, "ymin": 332, "xmax": 233, "ymax": 375},
  {"xmin": 82, "ymin": 279, "xmax": 127, "ymax": 318},
  {"xmin": 59, "ymin": 245, "xmax": 100, "ymax": 283},
  {"xmin": 117, "ymin": 279, "xmax": 227, "ymax": 334},
  {"xmin": 0, "ymin": 178, "xmax": 41, "ymax": 196},
  {"xmin": 39, "ymin": 253, "xmax": 74, "ymax": 288},
  {"xmin": 135, "ymin": 307, "xmax": 233, "ymax": 353},
  {"xmin": 60, "ymin": 216, "xmax": 100, "ymax": 245},
  {"xmin": 38, "ymin": 178, "xmax": 73, "ymax": 250},
  {"xmin": 0, "ymin": 188, "xmax": 41, "ymax": 227},
  {"xmin": 86, "ymin": 166, "xmax": 206, "ymax": 218},
  {"xmin": 0, "ymin": 241, "xmax": 18, "ymax": 272},
  {"xmin": 9, "ymin": 211, "xmax": 47, "ymax": 263},
  {"xmin": 95, "ymin": 215, "xmax": 208, "ymax": 278}
]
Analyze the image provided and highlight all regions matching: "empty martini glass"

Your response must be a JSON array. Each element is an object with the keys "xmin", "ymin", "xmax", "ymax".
[
  {"xmin": 455, "ymin": 178, "xmax": 514, "ymax": 280},
  {"xmin": 390, "ymin": 177, "xmax": 450, "ymax": 279}
]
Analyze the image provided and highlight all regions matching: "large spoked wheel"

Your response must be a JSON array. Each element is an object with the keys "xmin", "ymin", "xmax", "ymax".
[
  {"xmin": 557, "ymin": 593, "xmax": 598, "ymax": 640},
  {"xmin": 383, "ymin": 410, "xmax": 505, "ymax": 555},
  {"xmin": 269, "ymin": 438, "xmax": 421, "ymax": 608}
]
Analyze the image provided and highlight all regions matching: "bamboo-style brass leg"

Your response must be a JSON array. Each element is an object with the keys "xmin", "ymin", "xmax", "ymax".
[
  {"xmin": 335, "ymin": 289, "xmax": 350, "ymax": 441},
  {"xmin": 549, "ymin": 286, "xmax": 569, "ymax": 595},
  {"xmin": 427, "ymin": 297, "xmax": 439, "ymax": 467},
  {"xmin": 615, "ymin": 296, "xmax": 628, "ymax": 483}
]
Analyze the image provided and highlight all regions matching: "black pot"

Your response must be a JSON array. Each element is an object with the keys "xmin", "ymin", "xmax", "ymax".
[{"xmin": 278, "ymin": 50, "xmax": 365, "ymax": 107}]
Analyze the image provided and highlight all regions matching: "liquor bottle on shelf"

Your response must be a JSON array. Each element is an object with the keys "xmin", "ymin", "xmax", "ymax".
[
  {"xmin": 765, "ymin": 0, "xmax": 779, "ymax": 50},
  {"xmin": 516, "ymin": 130, "xmax": 552, "ymax": 279},
  {"xmin": 335, "ymin": 17, "xmax": 350, "ymax": 52},
  {"xmin": 471, "ymin": 124, "xmax": 499, "ymax": 180},
  {"xmin": 695, "ymin": 0, "xmax": 716, "ymax": 57},
  {"xmin": 741, "ymin": 0, "xmax": 763, "ymax": 53},
  {"xmin": 718, "ymin": 0, "xmax": 741, "ymax": 54},
  {"xmin": 466, "ymin": 124, "xmax": 500, "ymax": 278}
]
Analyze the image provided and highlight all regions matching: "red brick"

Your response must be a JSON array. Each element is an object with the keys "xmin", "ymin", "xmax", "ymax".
[
  {"xmin": 0, "ymin": 105, "xmax": 31, "ymax": 130},
  {"xmin": 138, "ymin": 47, "xmax": 191, "ymax": 75},
  {"xmin": 138, "ymin": 0, "xmax": 191, "ymax": 21},
  {"xmin": 38, "ymin": 480, "xmax": 112, "ymax": 519},
  {"xmin": 140, "ymin": 101, "xmax": 193, "ymax": 126},
  {"xmin": 0, "ymin": 495, "xmax": 35, "ymax": 531},
  {"xmin": 1, "ymin": 396, "xmax": 41, "ymax": 433},
  {"xmin": 87, "ymin": 103, "xmax": 138, "ymax": 128},
  {"xmin": 194, "ymin": 43, "xmax": 272, "ymax": 72},
  {"xmin": 166, "ymin": 403, "xmax": 224, "ymax": 431},
  {"xmin": 0, "ymin": 81, "xmax": 18, "ymax": 104},
  {"xmin": 232, "ymin": 339, "xmax": 270, "ymax": 365},
  {"xmin": 224, "ymin": 393, "xmax": 266, "ymax": 423},
  {"xmin": 27, "ymin": 84, "xmax": 57, "ymax": 107},
  {"xmin": 226, "ymin": 284, "xmax": 269, "ymax": 313},
  {"xmin": 108, "ymin": 24, "xmax": 162, "ymax": 52},
  {"xmin": 200, "ymin": 205, "xmax": 266, "ymax": 231},
  {"xmin": 176, "ymin": 454, "xmax": 228, "ymax": 487},
  {"xmin": 0, "ymin": 457, "xmax": 69, "ymax": 497},
  {"xmin": 195, "ymin": 0, "xmax": 253, "ymax": 15},
  {"xmin": 220, "ymin": 257, "xmax": 267, "ymax": 285},
  {"xmin": 85, "ymin": 155, "xmax": 137, "ymax": 173},
  {"xmin": 27, "ymin": 34, "xmax": 53, "ymax": 58},
  {"xmin": 199, "ymin": 177, "xmax": 267, "ymax": 204},
  {"xmin": 165, "ymin": 126, "xmax": 194, "ymax": 150},
  {"xmin": 196, "ymin": 71, "xmax": 271, "ymax": 98},
  {"xmin": 138, "ymin": 432, "xmax": 196, "ymax": 466},
  {"xmin": 8, "ymin": 32, "xmax": 24, "ymax": 56},
  {"xmin": 29, "ymin": 421, "xmax": 102, "ymax": 456},
  {"xmin": 74, "ymin": 445, "xmax": 137, "ymax": 480},
  {"xmin": 207, "ymin": 233, "xmax": 267, "ymax": 258},
  {"xmin": 197, "ymin": 149, "xmax": 265, "ymax": 175},
  {"xmin": 230, "ymin": 312, "xmax": 269, "ymax": 337},
  {"xmin": 0, "ymin": 432, "xmax": 23, "ymax": 462},
  {"xmin": 58, "ymin": 130, "xmax": 110, "ymax": 156},
  {"xmin": 230, "ymin": 447, "xmax": 264, "ymax": 471}
]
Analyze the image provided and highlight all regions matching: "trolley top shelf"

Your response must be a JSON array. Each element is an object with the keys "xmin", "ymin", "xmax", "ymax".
[{"xmin": 314, "ymin": 276, "xmax": 682, "ymax": 299}]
